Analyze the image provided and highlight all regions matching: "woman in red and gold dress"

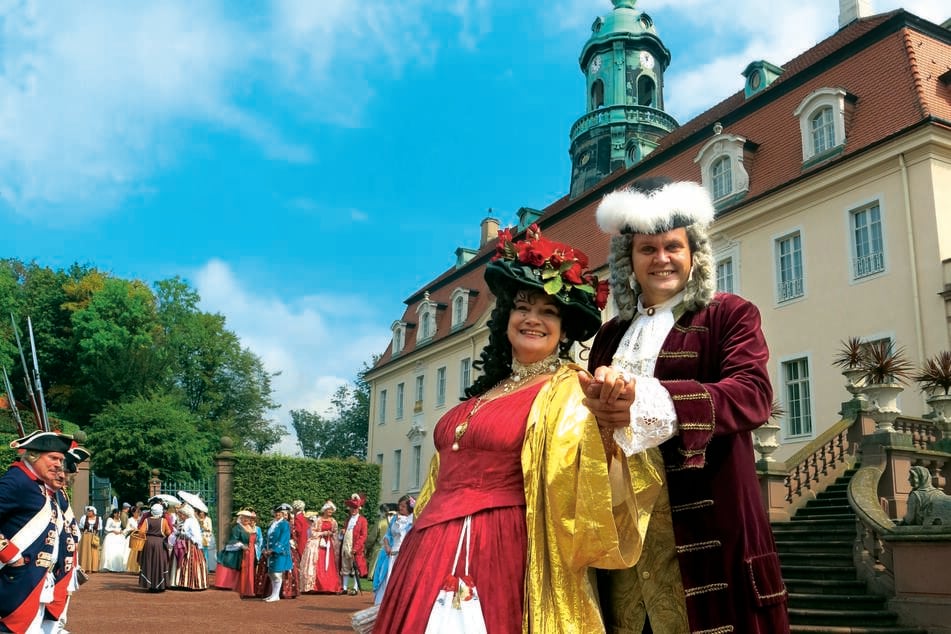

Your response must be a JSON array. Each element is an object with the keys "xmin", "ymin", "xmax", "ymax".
[
  {"xmin": 300, "ymin": 500, "xmax": 342, "ymax": 594},
  {"xmin": 374, "ymin": 227, "xmax": 659, "ymax": 633}
]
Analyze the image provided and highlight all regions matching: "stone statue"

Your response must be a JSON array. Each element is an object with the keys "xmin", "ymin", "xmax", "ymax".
[{"xmin": 901, "ymin": 466, "xmax": 951, "ymax": 526}]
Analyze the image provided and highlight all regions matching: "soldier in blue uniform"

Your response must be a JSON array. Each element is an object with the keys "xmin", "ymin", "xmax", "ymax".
[{"xmin": 0, "ymin": 430, "xmax": 74, "ymax": 634}]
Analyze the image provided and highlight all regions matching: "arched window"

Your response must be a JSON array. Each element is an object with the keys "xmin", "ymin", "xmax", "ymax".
[
  {"xmin": 591, "ymin": 79, "xmax": 604, "ymax": 110},
  {"xmin": 711, "ymin": 156, "xmax": 733, "ymax": 200},
  {"xmin": 793, "ymin": 87, "xmax": 849, "ymax": 162},
  {"xmin": 637, "ymin": 75, "xmax": 655, "ymax": 107}
]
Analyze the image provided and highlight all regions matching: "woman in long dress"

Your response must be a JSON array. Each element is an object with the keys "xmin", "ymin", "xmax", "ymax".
[
  {"xmin": 99, "ymin": 508, "xmax": 128, "ymax": 572},
  {"xmin": 168, "ymin": 504, "xmax": 207, "ymax": 590},
  {"xmin": 300, "ymin": 500, "xmax": 341, "ymax": 594},
  {"xmin": 375, "ymin": 226, "xmax": 654, "ymax": 633},
  {"xmin": 372, "ymin": 495, "xmax": 414, "ymax": 604},
  {"xmin": 138, "ymin": 503, "xmax": 172, "ymax": 592},
  {"xmin": 77, "ymin": 506, "xmax": 101, "ymax": 573},
  {"xmin": 124, "ymin": 506, "xmax": 144, "ymax": 573},
  {"xmin": 215, "ymin": 509, "xmax": 254, "ymax": 590}
]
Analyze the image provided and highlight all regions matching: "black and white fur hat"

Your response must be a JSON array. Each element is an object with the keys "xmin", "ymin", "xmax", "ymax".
[{"xmin": 596, "ymin": 177, "xmax": 717, "ymax": 320}]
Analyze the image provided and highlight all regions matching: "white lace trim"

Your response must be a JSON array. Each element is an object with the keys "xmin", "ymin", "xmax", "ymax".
[{"xmin": 610, "ymin": 292, "xmax": 682, "ymax": 456}]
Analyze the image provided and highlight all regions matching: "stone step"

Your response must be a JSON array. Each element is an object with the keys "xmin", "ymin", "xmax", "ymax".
[
  {"xmin": 784, "ymin": 579, "xmax": 868, "ymax": 595},
  {"xmin": 774, "ymin": 519, "xmax": 854, "ymax": 532},
  {"xmin": 780, "ymin": 552, "xmax": 854, "ymax": 566},
  {"xmin": 789, "ymin": 607, "xmax": 900, "ymax": 626},
  {"xmin": 777, "ymin": 541, "xmax": 852, "ymax": 555},
  {"xmin": 788, "ymin": 592, "xmax": 887, "ymax": 610},
  {"xmin": 791, "ymin": 626, "xmax": 928, "ymax": 634},
  {"xmin": 782, "ymin": 564, "xmax": 856, "ymax": 580}
]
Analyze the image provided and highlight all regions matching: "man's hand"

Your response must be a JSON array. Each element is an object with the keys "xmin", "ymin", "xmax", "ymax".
[{"xmin": 578, "ymin": 366, "xmax": 636, "ymax": 428}]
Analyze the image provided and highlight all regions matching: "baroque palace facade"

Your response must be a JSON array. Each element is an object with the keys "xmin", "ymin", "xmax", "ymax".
[{"xmin": 365, "ymin": 0, "xmax": 951, "ymax": 501}]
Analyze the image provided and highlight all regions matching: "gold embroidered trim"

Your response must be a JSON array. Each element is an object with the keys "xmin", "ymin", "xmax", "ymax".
[
  {"xmin": 673, "ymin": 323, "xmax": 708, "ymax": 333},
  {"xmin": 658, "ymin": 351, "xmax": 698, "ymax": 359},
  {"xmin": 672, "ymin": 392, "xmax": 711, "ymax": 401},
  {"xmin": 677, "ymin": 539, "xmax": 722, "ymax": 554},
  {"xmin": 684, "ymin": 582, "xmax": 728, "ymax": 597},
  {"xmin": 671, "ymin": 499, "xmax": 714, "ymax": 513},
  {"xmin": 693, "ymin": 626, "xmax": 734, "ymax": 634},
  {"xmin": 680, "ymin": 422, "xmax": 714, "ymax": 431}
]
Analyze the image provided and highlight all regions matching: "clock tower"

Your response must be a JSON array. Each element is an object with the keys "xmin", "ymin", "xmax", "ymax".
[{"xmin": 569, "ymin": 0, "xmax": 678, "ymax": 198}]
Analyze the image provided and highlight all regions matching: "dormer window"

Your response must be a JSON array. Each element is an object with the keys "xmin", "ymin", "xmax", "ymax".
[
  {"xmin": 450, "ymin": 288, "xmax": 471, "ymax": 329},
  {"xmin": 415, "ymin": 292, "xmax": 437, "ymax": 345},
  {"xmin": 694, "ymin": 131, "xmax": 750, "ymax": 205},
  {"xmin": 390, "ymin": 321, "xmax": 406, "ymax": 356},
  {"xmin": 794, "ymin": 87, "xmax": 850, "ymax": 163}
]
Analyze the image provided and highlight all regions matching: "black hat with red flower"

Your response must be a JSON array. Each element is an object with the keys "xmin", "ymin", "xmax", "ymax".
[{"xmin": 485, "ymin": 223, "xmax": 608, "ymax": 342}]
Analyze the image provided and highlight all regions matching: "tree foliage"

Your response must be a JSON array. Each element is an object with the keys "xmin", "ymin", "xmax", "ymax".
[
  {"xmin": 85, "ymin": 393, "xmax": 214, "ymax": 503},
  {"xmin": 291, "ymin": 360, "xmax": 374, "ymax": 460},
  {"xmin": 0, "ymin": 259, "xmax": 284, "ymax": 490}
]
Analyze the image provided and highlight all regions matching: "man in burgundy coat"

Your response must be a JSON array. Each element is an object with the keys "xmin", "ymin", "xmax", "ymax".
[{"xmin": 580, "ymin": 177, "xmax": 789, "ymax": 633}]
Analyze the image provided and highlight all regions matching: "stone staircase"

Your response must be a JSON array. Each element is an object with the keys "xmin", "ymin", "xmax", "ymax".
[{"xmin": 773, "ymin": 468, "xmax": 929, "ymax": 634}]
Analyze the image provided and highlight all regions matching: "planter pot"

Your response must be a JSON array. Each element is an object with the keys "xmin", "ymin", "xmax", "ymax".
[
  {"xmin": 753, "ymin": 421, "xmax": 781, "ymax": 462},
  {"xmin": 861, "ymin": 383, "xmax": 904, "ymax": 432},
  {"xmin": 926, "ymin": 393, "xmax": 951, "ymax": 423},
  {"xmin": 842, "ymin": 368, "xmax": 867, "ymax": 401}
]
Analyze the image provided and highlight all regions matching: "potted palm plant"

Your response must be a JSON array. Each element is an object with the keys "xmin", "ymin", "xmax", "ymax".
[
  {"xmin": 858, "ymin": 340, "xmax": 913, "ymax": 432},
  {"xmin": 832, "ymin": 336, "xmax": 868, "ymax": 393},
  {"xmin": 912, "ymin": 351, "xmax": 951, "ymax": 423}
]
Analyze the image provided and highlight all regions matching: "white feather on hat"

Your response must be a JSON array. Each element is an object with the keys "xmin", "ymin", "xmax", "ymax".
[{"xmin": 596, "ymin": 181, "xmax": 714, "ymax": 235}]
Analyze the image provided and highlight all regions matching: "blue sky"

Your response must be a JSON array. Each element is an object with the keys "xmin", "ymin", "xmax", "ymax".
[{"xmin": 1, "ymin": 0, "xmax": 946, "ymax": 454}]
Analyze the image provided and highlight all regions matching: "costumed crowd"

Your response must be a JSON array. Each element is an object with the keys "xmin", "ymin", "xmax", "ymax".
[{"xmin": 4, "ymin": 176, "xmax": 790, "ymax": 634}]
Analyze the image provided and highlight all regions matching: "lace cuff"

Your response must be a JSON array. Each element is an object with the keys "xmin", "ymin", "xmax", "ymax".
[{"xmin": 613, "ymin": 377, "xmax": 678, "ymax": 456}]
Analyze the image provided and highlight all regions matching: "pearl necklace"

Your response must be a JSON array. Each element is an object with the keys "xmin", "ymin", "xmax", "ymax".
[{"xmin": 451, "ymin": 353, "xmax": 562, "ymax": 451}]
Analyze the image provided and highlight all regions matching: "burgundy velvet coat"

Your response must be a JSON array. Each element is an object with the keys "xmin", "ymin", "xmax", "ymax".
[{"xmin": 589, "ymin": 292, "xmax": 789, "ymax": 634}]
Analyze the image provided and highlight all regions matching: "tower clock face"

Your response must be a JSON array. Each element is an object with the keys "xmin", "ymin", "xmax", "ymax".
[
  {"xmin": 639, "ymin": 51, "xmax": 654, "ymax": 70},
  {"xmin": 589, "ymin": 54, "xmax": 602, "ymax": 73}
]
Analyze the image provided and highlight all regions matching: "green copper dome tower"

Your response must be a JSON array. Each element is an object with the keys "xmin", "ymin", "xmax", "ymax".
[{"xmin": 569, "ymin": 0, "xmax": 678, "ymax": 198}]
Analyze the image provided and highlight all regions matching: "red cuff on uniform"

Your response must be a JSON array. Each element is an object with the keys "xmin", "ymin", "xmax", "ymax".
[{"xmin": 0, "ymin": 539, "xmax": 20, "ymax": 564}]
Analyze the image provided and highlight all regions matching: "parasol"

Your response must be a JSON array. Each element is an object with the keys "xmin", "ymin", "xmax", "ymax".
[
  {"xmin": 177, "ymin": 490, "xmax": 208, "ymax": 513},
  {"xmin": 149, "ymin": 494, "xmax": 181, "ymax": 508}
]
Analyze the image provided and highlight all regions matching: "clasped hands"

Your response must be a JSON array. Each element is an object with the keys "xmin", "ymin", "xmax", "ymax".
[{"xmin": 577, "ymin": 366, "xmax": 636, "ymax": 429}]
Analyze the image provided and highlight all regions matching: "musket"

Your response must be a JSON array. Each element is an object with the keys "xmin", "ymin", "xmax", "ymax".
[
  {"xmin": 11, "ymin": 314, "xmax": 43, "ymax": 431},
  {"xmin": 1, "ymin": 366, "xmax": 26, "ymax": 437},
  {"xmin": 26, "ymin": 317, "xmax": 50, "ymax": 433}
]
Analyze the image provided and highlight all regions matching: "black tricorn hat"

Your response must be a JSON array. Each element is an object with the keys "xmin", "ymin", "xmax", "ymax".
[{"xmin": 10, "ymin": 430, "xmax": 74, "ymax": 454}]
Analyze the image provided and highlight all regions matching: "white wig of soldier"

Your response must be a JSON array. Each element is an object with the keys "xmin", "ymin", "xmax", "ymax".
[{"xmin": 596, "ymin": 177, "xmax": 717, "ymax": 321}]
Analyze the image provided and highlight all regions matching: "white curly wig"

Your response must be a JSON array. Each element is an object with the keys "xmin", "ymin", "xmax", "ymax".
[{"xmin": 596, "ymin": 177, "xmax": 717, "ymax": 321}]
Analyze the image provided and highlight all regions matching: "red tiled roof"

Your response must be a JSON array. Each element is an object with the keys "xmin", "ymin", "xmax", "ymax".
[{"xmin": 372, "ymin": 10, "xmax": 951, "ymax": 372}]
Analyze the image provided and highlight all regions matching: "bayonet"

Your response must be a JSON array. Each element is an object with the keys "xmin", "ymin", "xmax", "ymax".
[
  {"xmin": 26, "ymin": 317, "xmax": 49, "ymax": 432},
  {"xmin": 1, "ymin": 366, "xmax": 25, "ymax": 437}
]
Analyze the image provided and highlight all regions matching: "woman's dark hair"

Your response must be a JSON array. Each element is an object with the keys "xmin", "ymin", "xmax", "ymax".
[
  {"xmin": 111, "ymin": 508, "xmax": 121, "ymax": 518},
  {"xmin": 465, "ymin": 284, "xmax": 575, "ymax": 399}
]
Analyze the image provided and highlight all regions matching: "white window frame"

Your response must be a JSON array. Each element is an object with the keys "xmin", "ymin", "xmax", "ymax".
[
  {"xmin": 415, "ymin": 292, "xmax": 437, "ymax": 345},
  {"xmin": 459, "ymin": 358, "xmax": 471, "ymax": 398},
  {"xmin": 793, "ymin": 87, "xmax": 847, "ymax": 162},
  {"xmin": 395, "ymin": 382, "xmax": 405, "ymax": 420},
  {"xmin": 390, "ymin": 321, "xmax": 405, "ymax": 356},
  {"xmin": 774, "ymin": 229, "xmax": 805, "ymax": 304},
  {"xmin": 414, "ymin": 375, "xmax": 424, "ymax": 413},
  {"xmin": 436, "ymin": 366, "xmax": 447, "ymax": 407},
  {"xmin": 694, "ymin": 133, "xmax": 749, "ymax": 202},
  {"xmin": 716, "ymin": 256, "xmax": 735, "ymax": 294},
  {"xmin": 713, "ymin": 239, "xmax": 740, "ymax": 295},
  {"xmin": 450, "ymin": 288, "xmax": 471, "ymax": 329},
  {"xmin": 378, "ymin": 389, "xmax": 387, "ymax": 425},
  {"xmin": 848, "ymin": 199, "xmax": 886, "ymax": 281},
  {"xmin": 411, "ymin": 445, "xmax": 422, "ymax": 491},
  {"xmin": 392, "ymin": 449, "xmax": 402, "ymax": 491},
  {"xmin": 780, "ymin": 354, "xmax": 814, "ymax": 440}
]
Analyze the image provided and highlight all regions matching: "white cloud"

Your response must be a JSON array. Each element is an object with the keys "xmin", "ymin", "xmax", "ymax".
[
  {"xmin": 0, "ymin": 0, "xmax": 491, "ymax": 217},
  {"xmin": 193, "ymin": 258, "xmax": 390, "ymax": 455}
]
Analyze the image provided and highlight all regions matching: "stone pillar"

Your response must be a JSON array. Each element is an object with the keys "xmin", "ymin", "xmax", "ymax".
[
  {"xmin": 215, "ymin": 436, "xmax": 236, "ymax": 548},
  {"xmin": 71, "ymin": 461, "xmax": 91, "ymax": 519},
  {"xmin": 757, "ymin": 463, "xmax": 791, "ymax": 522},
  {"xmin": 148, "ymin": 469, "xmax": 162, "ymax": 498}
]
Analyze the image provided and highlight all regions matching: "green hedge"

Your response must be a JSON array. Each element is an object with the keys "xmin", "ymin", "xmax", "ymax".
[{"xmin": 231, "ymin": 454, "xmax": 380, "ymax": 526}]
